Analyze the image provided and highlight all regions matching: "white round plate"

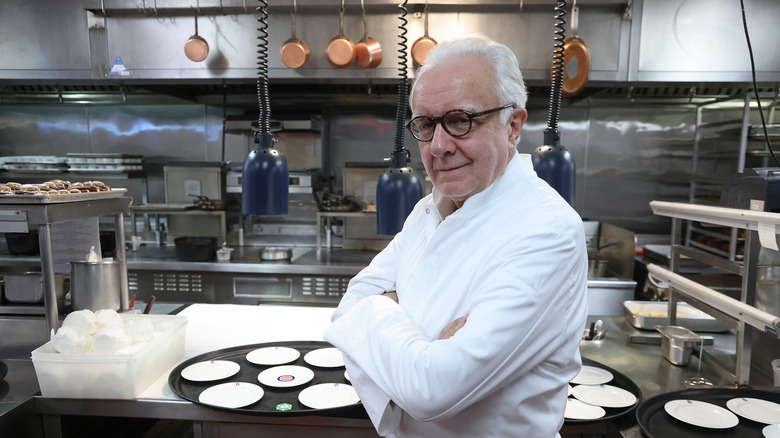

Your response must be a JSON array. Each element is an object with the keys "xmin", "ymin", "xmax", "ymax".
[
  {"xmin": 571, "ymin": 384, "xmax": 637, "ymax": 408},
  {"xmin": 564, "ymin": 398, "xmax": 606, "ymax": 420},
  {"xmin": 344, "ymin": 370, "xmax": 350, "ymax": 381},
  {"xmin": 763, "ymin": 424, "xmax": 780, "ymax": 438},
  {"xmin": 727, "ymin": 397, "xmax": 780, "ymax": 424},
  {"xmin": 664, "ymin": 399, "xmax": 739, "ymax": 429},
  {"xmin": 571, "ymin": 366, "xmax": 613, "ymax": 385},
  {"xmin": 257, "ymin": 365, "xmax": 314, "ymax": 388},
  {"xmin": 567, "ymin": 384, "xmax": 573, "ymax": 396},
  {"xmin": 304, "ymin": 348, "xmax": 345, "ymax": 368},
  {"xmin": 181, "ymin": 360, "xmax": 240, "ymax": 382},
  {"xmin": 246, "ymin": 346, "xmax": 300, "ymax": 366},
  {"xmin": 199, "ymin": 382, "xmax": 264, "ymax": 408},
  {"xmin": 298, "ymin": 383, "xmax": 360, "ymax": 409}
]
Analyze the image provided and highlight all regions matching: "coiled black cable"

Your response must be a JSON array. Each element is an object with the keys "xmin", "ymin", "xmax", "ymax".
[
  {"xmin": 545, "ymin": 0, "xmax": 567, "ymax": 146},
  {"xmin": 255, "ymin": 0, "xmax": 271, "ymax": 138},
  {"xmin": 393, "ymin": 0, "xmax": 409, "ymax": 153}
]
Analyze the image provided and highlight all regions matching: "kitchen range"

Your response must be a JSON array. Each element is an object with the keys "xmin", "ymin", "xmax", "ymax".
[{"xmin": 1, "ymin": 0, "xmax": 780, "ymax": 437}]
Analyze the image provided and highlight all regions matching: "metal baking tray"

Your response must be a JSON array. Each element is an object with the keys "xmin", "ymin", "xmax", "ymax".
[
  {"xmin": 168, "ymin": 341, "xmax": 367, "ymax": 418},
  {"xmin": 0, "ymin": 188, "xmax": 126, "ymax": 204},
  {"xmin": 623, "ymin": 301, "xmax": 730, "ymax": 332},
  {"xmin": 637, "ymin": 387, "xmax": 780, "ymax": 438}
]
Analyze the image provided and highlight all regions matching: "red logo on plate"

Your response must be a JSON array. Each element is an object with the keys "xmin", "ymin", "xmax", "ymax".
[{"xmin": 278, "ymin": 375, "xmax": 295, "ymax": 382}]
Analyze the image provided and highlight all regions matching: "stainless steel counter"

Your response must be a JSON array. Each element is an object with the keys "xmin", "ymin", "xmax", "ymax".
[{"xmin": 0, "ymin": 309, "xmax": 747, "ymax": 438}]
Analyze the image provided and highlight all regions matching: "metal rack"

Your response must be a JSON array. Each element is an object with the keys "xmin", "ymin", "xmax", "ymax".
[
  {"xmin": 649, "ymin": 200, "xmax": 780, "ymax": 385},
  {"xmin": 686, "ymin": 91, "xmax": 779, "ymax": 262},
  {"xmin": 0, "ymin": 196, "xmax": 132, "ymax": 334}
]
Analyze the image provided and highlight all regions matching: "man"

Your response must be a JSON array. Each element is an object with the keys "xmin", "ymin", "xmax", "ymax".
[{"xmin": 324, "ymin": 35, "xmax": 588, "ymax": 437}]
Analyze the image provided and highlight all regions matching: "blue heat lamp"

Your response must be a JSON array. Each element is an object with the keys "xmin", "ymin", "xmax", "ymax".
[
  {"xmin": 532, "ymin": 0, "xmax": 575, "ymax": 206},
  {"xmin": 376, "ymin": 0, "xmax": 423, "ymax": 235},
  {"xmin": 242, "ymin": 132, "xmax": 289, "ymax": 215},
  {"xmin": 242, "ymin": 0, "xmax": 289, "ymax": 216},
  {"xmin": 377, "ymin": 149, "xmax": 423, "ymax": 234}
]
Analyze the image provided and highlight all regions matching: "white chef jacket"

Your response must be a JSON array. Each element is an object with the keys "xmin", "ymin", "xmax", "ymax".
[{"xmin": 324, "ymin": 153, "xmax": 588, "ymax": 438}]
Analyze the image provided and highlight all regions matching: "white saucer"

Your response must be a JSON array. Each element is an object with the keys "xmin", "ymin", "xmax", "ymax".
[
  {"xmin": 246, "ymin": 346, "xmax": 300, "ymax": 366},
  {"xmin": 570, "ymin": 366, "xmax": 613, "ymax": 385},
  {"xmin": 564, "ymin": 398, "xmax": 606, "ymax": 420},
  {"xmin": 304, "ymin": 347, "xmax": 345, "ymax": 368},
  {"xmin": 298, "ymin": 383, "xmax": 360, "ymax": 409},
  {"xmin": 199, "ymin": 382, "xmax": 264, "ymax": 408},
  {"xmin": 570, "ymin": 384, "xmax": 637, "ymax": 408},
  {"xmin": 257, "ymin": 365, "xmax": 314, "ymax": 388},
  {"xmin": 344, "ymin": 370, "xmax": 350, "ymax": 381},
  {"xmin": 727, "ymin": 397, "xmax": 780, "ymax": 424},
  {"xmin": 181, "ymin": 360, "xmax": 240, "ymax": 382},
  {"xmin": 664, "ymin": 399, "xmax": 739, "ymax": 429},
  {"xmin": 763, "ymin": 424, "xmax": 780, "ymax": 438}
]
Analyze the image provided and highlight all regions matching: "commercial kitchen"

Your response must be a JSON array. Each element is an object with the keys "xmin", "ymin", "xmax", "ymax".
[{"xmin": 0, "ymin": 0, "xmax": 779, "ymax": 437}]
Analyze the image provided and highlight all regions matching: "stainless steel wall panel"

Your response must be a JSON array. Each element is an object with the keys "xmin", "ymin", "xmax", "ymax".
[
  {"xmin": 0, "ymin": 106, "xmax": 89, "ymax": 156},
  {"xmin": 633, "ymin": 0, "xmax": 780, "ymax": 82},
  {"xmin": 0, "ymin": 0, "xmax": 91, "ymax": 73}
]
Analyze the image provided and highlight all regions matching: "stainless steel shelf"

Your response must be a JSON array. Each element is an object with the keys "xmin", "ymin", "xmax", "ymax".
[{"xmin": 0, "ymin": 196, "xmax": 132, "ymax": 334}]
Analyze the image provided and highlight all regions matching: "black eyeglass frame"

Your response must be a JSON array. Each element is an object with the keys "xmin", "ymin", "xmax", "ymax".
[{"xmin": 406, "ymin": 103, "xmax": 516, "ymax": 142}]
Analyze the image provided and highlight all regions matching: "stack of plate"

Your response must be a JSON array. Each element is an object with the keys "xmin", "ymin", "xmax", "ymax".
[
  {"xmin": 66, "ymin": 153, "xmax": 143, "ymax": 173},
  {"xmin": 0, "ymin": 156, "xmax": 68, "ymax": 173},
  {"xmin": 565, "ymin": 363, "xmax": 640, "ymax": 422}
]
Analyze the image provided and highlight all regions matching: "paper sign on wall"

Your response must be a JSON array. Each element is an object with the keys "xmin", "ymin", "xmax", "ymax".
[{"xmin": 51, "ymin": 217, "xmax": 101, "ymax": 274}]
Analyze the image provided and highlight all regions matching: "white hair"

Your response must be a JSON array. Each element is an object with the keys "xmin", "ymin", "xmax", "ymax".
[{"xmin": 409, "ymin": 35, "xmax": 528, "ymax": 124}]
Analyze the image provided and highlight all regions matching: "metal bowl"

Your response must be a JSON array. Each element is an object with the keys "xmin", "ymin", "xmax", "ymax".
[{"xmin": 259, "ymin": 247, "xmax": 292, "ymax": 261}]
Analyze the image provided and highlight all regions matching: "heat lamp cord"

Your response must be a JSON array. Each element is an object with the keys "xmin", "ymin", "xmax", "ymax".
[
  {"xmin": 545, "ymin": 0, "xmax": 567, "ymax": 147},
  {"xmin": 740, "ymin": 0, "xmax": 779, "ymax": 168},
  {"xmin": 255, "ymin": 0, "xmax": 271, "ymax": 137},
  {"xmin": 393, "ymin": 0, "xmax": 409, "ymax": 153}
]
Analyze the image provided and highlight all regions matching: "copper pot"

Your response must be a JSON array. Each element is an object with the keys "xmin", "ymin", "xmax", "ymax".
[
  {"xmin": 280, "ymin": 1, "xmax": 309, "ymax": 69},
  {"xmin": 326, "ymin": 1, "xmax": 355, "ymax": 68},
  {"xmin": 354, "ymin": 0, "xmax": 382, "ymax": 68},
  {"xmin": 561, "ymin": 1, "xmax": 590, "ymax": 97},
  {"xmin": 184, "ymin": 13, "xmax": 209, "ymax": 62},
  {"xmin": 411, "ymin": 4, "xmax": 436, "ymax": 66},
  {"xmin": 561, "ymin": 37, "xmax": 590, "ymax": 97}
]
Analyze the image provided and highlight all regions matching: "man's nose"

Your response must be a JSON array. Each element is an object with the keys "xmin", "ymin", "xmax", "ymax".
[{"xmin": 429, "ymin": 124, "xmax": 455, "ymax": 156}]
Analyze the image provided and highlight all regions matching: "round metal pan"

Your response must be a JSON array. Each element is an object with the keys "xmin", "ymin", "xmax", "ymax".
[
  {"xmin": 326, "ymin": 2, "xmax": 355, "ymax": 68},
  {"xmin": 636, "ymin": 387, "xmax": 780, "ymax": 437},
  {"xmin": 354, "ymin": 0, "xmax": 381, "ymax": 68},
  {"xmin": 411, "ymin": 4, "xmax": 436, "ymax": 66},
  {"xmin": 168, "ymin": 340, "xmax": 366, "ymax": 418},
  {"xmin": 561, "ymin": 37, "xmax": 590, "ymax": 98},
  {"xmin": 281, "ymin": 1, "xmax": 309, "ymax": 69},
  {"xmin": 564, "ymin": 357, "xmax": 643, "ymax": 426},
  {"xmin": 184, "ymin": 13, "xmax": 209, "ymax": 62}
]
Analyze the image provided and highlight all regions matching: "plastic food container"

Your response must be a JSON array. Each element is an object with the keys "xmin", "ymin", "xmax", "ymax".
[
  {"xmin": 31, "ymin": 314, "xmax": 186, "ymax": 399},
  {"xmin": 655, "ymin": 325, "xmax": 702, "ymax": 366}
]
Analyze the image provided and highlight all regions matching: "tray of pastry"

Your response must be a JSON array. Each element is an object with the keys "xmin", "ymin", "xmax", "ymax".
[{"xmin": 0, "ymin": 180, "xmax": 127, "ymax": 204}]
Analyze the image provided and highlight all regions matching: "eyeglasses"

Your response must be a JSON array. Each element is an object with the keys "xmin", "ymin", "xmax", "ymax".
[{"xmin": 406, "ymin": 103, "xmax": 515, "ymax": 142}]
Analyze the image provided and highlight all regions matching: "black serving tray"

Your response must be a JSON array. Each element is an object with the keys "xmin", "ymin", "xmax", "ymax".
[
  {"xmin": 168, "ymin": 341, "xmax": 367, "ymax": 418},
  {"xmin": 636, "ymin": 387, "xmax": 780, "ymax": 437},
  {"xmin": 564, "ymin": 357, "xmax": 643, "ymax": 426}
]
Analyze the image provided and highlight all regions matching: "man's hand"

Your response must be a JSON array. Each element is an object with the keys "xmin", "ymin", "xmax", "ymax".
[
  {"xmin": 382, "ymin": 291, "xmax": 399, "ymax": 303},
  {"xmin": 439, "ymin": 314, "xmax": 469, "ymax": 339}
]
